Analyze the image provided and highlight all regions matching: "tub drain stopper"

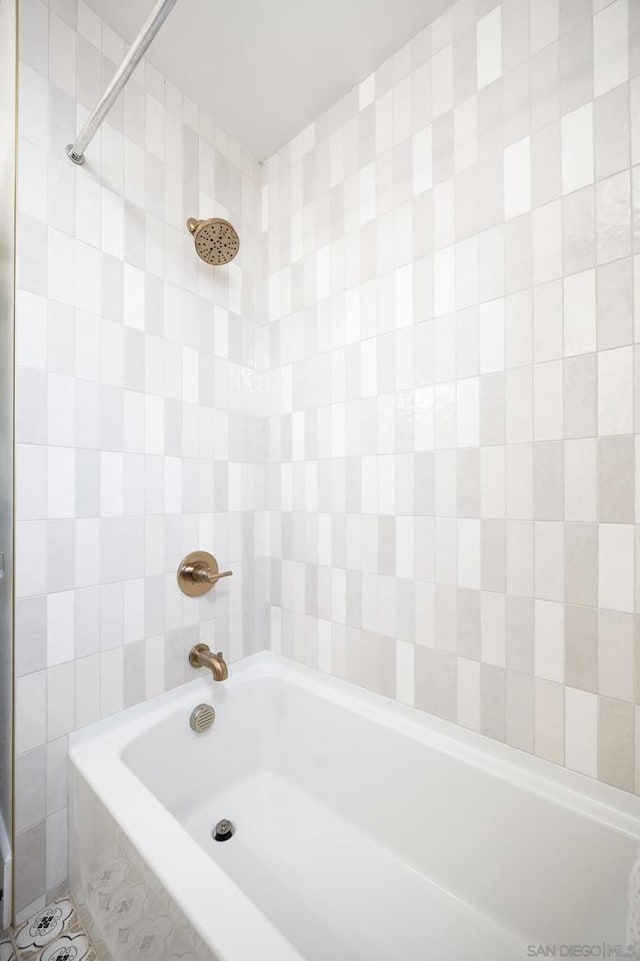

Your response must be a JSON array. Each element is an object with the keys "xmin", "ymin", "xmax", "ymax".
[{"xmin": 213, "ymin": 819, "xmax": 234, "ymax": 842}]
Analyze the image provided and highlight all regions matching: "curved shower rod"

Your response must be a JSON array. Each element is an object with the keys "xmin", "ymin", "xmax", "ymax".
[{"xmin": 66, "ymin": 0, "xmax": 179, "ymax": 164}]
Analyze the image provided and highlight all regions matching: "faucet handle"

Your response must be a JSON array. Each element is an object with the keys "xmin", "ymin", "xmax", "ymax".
[
  {"xmin": 177, "ymin": 551, "xmax": 233, "ymax": 597},
  {"xmin": 194, "ymin": 568, "xmax": 232, "ymax": 585}
]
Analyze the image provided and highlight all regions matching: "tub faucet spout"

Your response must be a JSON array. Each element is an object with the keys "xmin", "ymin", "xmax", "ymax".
[{"xmin": 189, "ymin": 644, "xmax": 228, "ymax": 681}]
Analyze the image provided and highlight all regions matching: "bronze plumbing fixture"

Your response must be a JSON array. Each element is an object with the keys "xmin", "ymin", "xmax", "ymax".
[
  {"xmin": 189, "ymin": 644, "xmax": 229, "ymax": 682},
  {"xmin": 186, "ymin": 217, "xmax": 240, "ymax": 265},
  {"xmin": 177, "ymin": 551, "xmax": 233, "ymax": 597}
]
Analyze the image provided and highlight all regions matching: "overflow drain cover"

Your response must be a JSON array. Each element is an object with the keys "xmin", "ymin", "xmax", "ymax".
[
  {"xmin": 190, "ymin": 703, "xmax": 215, "ymax": 733},
  {"xmin": 213, "ymin": 819, "xmax": 234, "ymax": 842}
]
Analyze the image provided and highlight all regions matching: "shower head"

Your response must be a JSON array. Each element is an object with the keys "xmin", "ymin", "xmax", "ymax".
[{"xmin": 186, "ymin": 217, "xmax": 240, "ymax": 265}]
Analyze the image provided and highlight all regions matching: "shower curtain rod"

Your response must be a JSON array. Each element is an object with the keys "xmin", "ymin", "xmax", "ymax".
[{"xmin": 66, "ymin": 0, "xmax": 179, "ymax": 164}]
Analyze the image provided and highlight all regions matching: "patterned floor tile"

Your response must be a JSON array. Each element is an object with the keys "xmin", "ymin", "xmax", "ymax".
[
  {"xmin": 35, "ymin": 933, "xmax": 95, "ymax": 961},
  {"xmin": 12, "ymin": 898, "xmax": 98, "ymax": 961},
  {"xmin": 0, "ymin": 939, "xmax": 16, "ymax": 961}
]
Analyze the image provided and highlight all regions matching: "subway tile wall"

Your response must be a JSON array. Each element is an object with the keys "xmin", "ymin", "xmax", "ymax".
[
  {"xmin": 262, "ymin": 0, "xmax": 640, "ymax": 800},
  {"xmin": 13, "ymin": 0, "xmax": 640, "ymax": 926},
  {"xmin": 14, "ymin": 0, "xmax": 268, "ymax": 919}
]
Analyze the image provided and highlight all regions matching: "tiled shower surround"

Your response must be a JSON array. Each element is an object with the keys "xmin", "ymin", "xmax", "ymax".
[
  {"xmin": 263, "ymin": 0, "xmax": 640, "ymax": 793},
  {"xmin": 11, "ymin": 0, "xmax": 640, "ymax": 922},
  {"xmin": 13, "ymin": 0, "xmax": 267, "ymax": 919}
]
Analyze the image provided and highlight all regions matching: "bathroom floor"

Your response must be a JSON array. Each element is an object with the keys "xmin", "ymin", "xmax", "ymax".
[{"xmin": 0, "ymin": 897, "xmax": 99, "ymax": 961}]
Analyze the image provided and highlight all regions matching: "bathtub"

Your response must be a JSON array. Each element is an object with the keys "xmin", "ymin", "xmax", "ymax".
[{"xmin": 70, "ymin": 652, "xmax": 640, "ymax": 961}]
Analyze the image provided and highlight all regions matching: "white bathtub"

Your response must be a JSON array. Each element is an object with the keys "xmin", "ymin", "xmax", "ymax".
[{"xmin": 70, "ymin": 652, "xmax": 640, "ymax": 961}]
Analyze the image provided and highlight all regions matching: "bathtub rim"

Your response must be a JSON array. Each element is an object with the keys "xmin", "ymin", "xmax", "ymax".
[{"xmin": 69, "ymin": 651, "xmax": 640, "ymax": 961}]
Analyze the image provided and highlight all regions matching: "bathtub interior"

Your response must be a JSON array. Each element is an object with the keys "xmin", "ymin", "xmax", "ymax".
[{"xmin": 120, "ymin": 666, "xmax": 639, "ymax": 957}]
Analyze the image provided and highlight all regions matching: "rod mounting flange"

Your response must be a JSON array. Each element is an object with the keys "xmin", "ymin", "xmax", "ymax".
[{"xmin": 66, "ymin": 144, "xmax": 85, "ymax": 165}]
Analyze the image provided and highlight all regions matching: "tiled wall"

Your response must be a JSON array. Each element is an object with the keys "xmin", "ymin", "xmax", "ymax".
[
  {"xmin": 262, "ymin": 0, "xmax": 640, "ymax": 796},
  {"xmin": 13, "ymin": 0, "xmax": 267, "ymax": 918},
  {"xmin": 13, "ymin": 0, "xmax": 640, "ymax": 927}
]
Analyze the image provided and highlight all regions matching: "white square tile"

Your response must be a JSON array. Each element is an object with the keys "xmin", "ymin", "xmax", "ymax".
[
  {"xmin": 431, "ymin": 44, "xmax": 453, "ymax": 119},
  {"xmin": 47, "ymin": 447, "xmax": 74, "ymax": 518},
  {"xmin": 597, "ymin": 346, "xmax": 633, "ymax": 435},
  {"xmin": 457, "ymin": 518, "xmax": 480, "ymax": 589},
  {"xmin": 123, "ymin": 264, "xmax": 145, "ymax": 329},
  {"xmin": 74, "ymin": 518, "xmax": 99, "ymax": 588},
  {"xmin": 49, "ymin": 12, "xmax": 76, "ymax": 97},
  {"xmin": 100, "ymin": 452, "xmax": 123, "ymax": 516},
  {"xmin": 480, "ymin": 299, "xmax": 505, "ymax": 373},
  {"xmin": 457, "ymin": 658, "xmax": 480, "ymax": 731},
  {"xmin": 47, "ymin": 374, "xmax": 75, "ymax": 447},
  {"xmin": 78, "ymin": 1, "xmax": 101, "ymax": 46},
  {"xmin": 530, "ymin": 0, "xmax": 559, "ymax": 54},
  {"xmin": 76, "ymin": 242, "xmax": 101, "ymax": 316},
  {"xmin": 476, "ymin": 6, "xmax": 502, "ymax": 90},
  {"xmin": 456, "ymin": 376, "xmax": 479, "ymax": 447},
  {"xmin": 535, "ymin": 522, "xmax": 564, "ymax": 602},
  {"xmin": 564, "ymin": 269, "xmax": 596, "ymax": 356},
  {"xmin": 124, "ymin": 578, "xmax": 145, "ymax": 645},
  {"xmin": 532, "ymin": 202, "xmax": 562, "ymax": 286},
  {"xmin": 454, "ymin": 96, "xmax": 477, "ymax": 174},
  {"xmin": 395, "ymin": 640, "xmax": 415, "ymax": 706},
  {"xmin": 564, "ymin": 439, "xmax": 597, "ymax": 522},
  {"xmin": 18, "ymin": 138, "xmax": 48, "ymax": 221},
  {"xmin": 533, "ymin": 282, "xmax": 563, "ymax": 363},
  {"xmin": 480, "ymin": 446, "xmax": 505, "ymax": 518},
  {"xmin": 534, "ymin": 599, "xmax": 564, "ymax": 682},
  {"xmin": 47, "ymin": 663, "xmax": 75, "ymax": 740},
  {"xmin": 47, "ymin": 590, "xmax": 74, "ymax": 666},
  {"xmin": 16, "ymin": 520, "xmax": 48, "ymax": 598},
  {"xmin": 16, "ymin": 290, "xmax": 47, "ymax": 370},
  {"xmin": 433, "ymin": 246, "xmax": 455, "ymax": 317},
  {"xmin": 480, "ymin": 591, "xmax": 506, "ymax": 667},
  {"xmin": 599, "ymin": 523, "xmax": 634, "ymax": 612},
  {"xmin": 561, "ymin": 104, "xmax": 594, "ymax": 195},
  {"xmin": 504, "ymin": 136, "xmax": 531, "ymax": 220},
  {"xmin": 19, "ymin": 65, "xmax": 49, "ymax": 150},
  {"xmin": 534, "ymin": 360, "xmax": 563, "ymax": 441},
  {"xmin": 456, "ymin": 238, "xmax": 479, "ymax": 310},
  {"xmin": 47, "ymin": 228, "xmax": 76, "ymax": 307},
  {"xmin": 15, "ymin": 671, "xmax": 47, "ymax": 754},
  {"xmin": 564, "ymin": 688, "xmax": 597, "ymax": 776},
  {"xmin": 358, "ymin": 74, "xmax": 375, "ymax": 110},
  {"xmin": 506, "ymin": 367, "xmax": 533, "ymax": 443},
  {"xmin": 46, "ymin": 808, "xmax": 69, "ymax": 889},
  {"xmin": 593, "ymin": 0, "xmax": 629, "ymax": 97},
  {"xmin": 17, "ymin": 444, "xmax": 47, "ymax": 520}
]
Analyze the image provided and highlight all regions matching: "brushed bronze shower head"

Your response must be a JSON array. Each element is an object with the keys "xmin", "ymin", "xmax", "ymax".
[{"xmin": 186, "ymin": 217, "xmax": 240, "ymax": 265}]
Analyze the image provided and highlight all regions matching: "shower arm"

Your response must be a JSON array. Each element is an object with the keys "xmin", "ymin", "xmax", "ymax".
[{"xmin": 66, "ymin": 0, "xmax": 179, "ymax": 165}]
